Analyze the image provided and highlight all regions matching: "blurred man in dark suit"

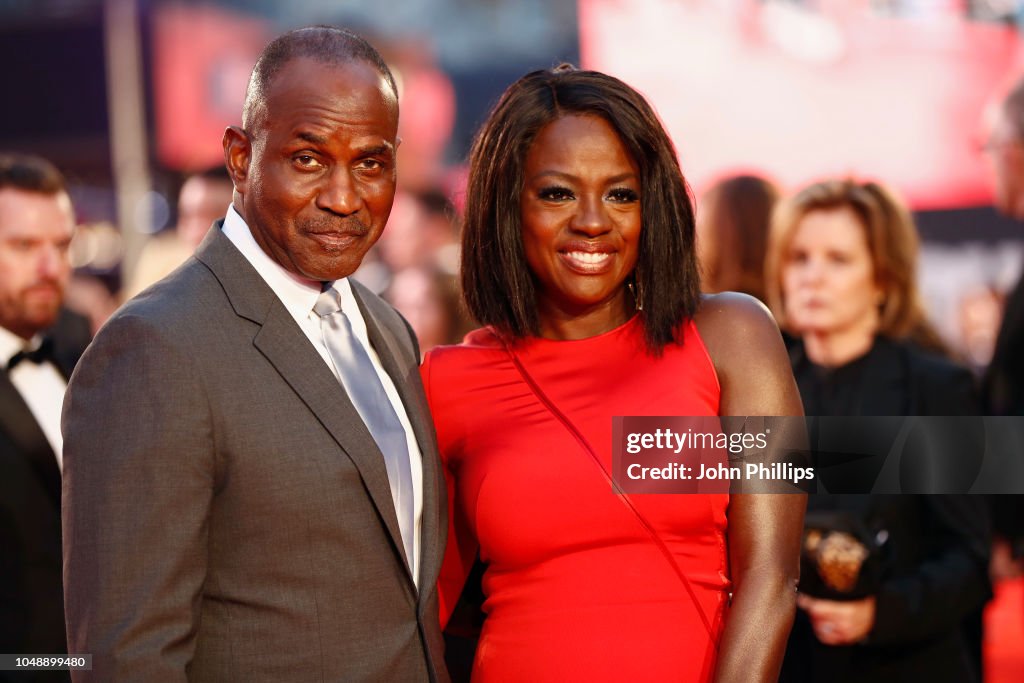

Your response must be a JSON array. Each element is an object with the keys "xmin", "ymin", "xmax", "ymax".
[
  {"xmin": 980, "ymin": 75, "xmax": 1024, "ymax": 586},
  {"xmin": 0, "ymin": 153, "xmax": 90, "ymax": 682},
  {"xmin": 982, "ymin": 76, "xmax": 1024, "ymax": 416}
]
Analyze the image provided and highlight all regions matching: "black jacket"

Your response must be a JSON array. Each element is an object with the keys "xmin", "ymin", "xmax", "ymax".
[
  {"xmin": 984, "ymin": 270, "xmax": 1024, "ymax": 416},
  {"xmin": 0, "ymin": 309, "xmax": 90, "ymax": 683},
  {"xmin": 781, "ymin": 336, "xmax": 991, "ymax": 683}
]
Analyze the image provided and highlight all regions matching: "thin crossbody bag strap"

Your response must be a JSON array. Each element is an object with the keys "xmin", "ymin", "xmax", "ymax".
[{"xmin": 501, "ymin": 340, "xmax": 718, "ymax": 644}]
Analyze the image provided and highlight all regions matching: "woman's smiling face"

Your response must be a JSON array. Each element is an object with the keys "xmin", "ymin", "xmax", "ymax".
[{"xmin": 519, "ymin": 114, "xmax": 642, "ymax": 328}]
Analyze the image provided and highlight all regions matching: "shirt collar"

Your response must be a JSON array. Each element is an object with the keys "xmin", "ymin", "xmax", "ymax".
[
  {"xmin": 0, "ymin": 325, "xmax": 41, "ymax": 366},
  {"xmin": 222, "ymin": 205, "xmax": 360, "ymax": 325}
]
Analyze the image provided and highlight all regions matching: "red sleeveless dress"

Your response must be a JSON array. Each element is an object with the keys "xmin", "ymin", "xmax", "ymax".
[{"xmin": 421, "ymin": 316, "xmax": 730, "ymax": 682}]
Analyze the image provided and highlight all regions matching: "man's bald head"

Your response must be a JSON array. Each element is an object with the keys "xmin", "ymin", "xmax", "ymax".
[{"xmin": 242, "ymin": 26, "xmax": 398, "ymax": 131}]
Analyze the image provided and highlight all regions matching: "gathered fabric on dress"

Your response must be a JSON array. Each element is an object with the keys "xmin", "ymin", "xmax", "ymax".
[{"xmin": 421, "ymin": 316, "xmax": 730, "ymax": 682}]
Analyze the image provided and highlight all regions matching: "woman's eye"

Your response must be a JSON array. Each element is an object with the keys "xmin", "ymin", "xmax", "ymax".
[
  {"xmin": 537, "ymin": 186, "xmax": 574, "ymax": 201},
  {"xmin": 607, "ymin": 187, "xmax": 639, "ymax": 202},
  {"xmin": 787, "ymin": 251, "xmax": 808, "ymax": 264}
]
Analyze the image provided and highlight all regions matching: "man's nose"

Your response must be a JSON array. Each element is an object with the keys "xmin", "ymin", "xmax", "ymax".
[
  {"xmin": 570, "ymin": 196, "xmax": 612, "ymax": 236},
  {"xmin": 316, "ymin": 168, "xmax": 361, "ymax": 216},
  {"xmin": 38, "ymin": 245, "xmax": 66, "ymax": 279}
]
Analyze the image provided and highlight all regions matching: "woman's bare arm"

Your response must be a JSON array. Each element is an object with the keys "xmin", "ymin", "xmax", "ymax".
[{"xmin": 695, "ymin": 292, "xmax": 806, "ymax": 683}]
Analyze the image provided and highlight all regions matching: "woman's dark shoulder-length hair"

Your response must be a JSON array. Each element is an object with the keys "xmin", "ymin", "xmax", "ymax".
[{"xmin": 461, "ymin": 64, "xmax": 700, "ymax": 354}]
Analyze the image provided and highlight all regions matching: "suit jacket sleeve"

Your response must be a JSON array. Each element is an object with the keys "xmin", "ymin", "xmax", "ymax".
[
  {"xmin": 868, "ymin": 495, "xmax": 991, "ymax": 646},
  {"xmin": 62, "ymin": 311, "xmax": 215, "ymax": 681}
]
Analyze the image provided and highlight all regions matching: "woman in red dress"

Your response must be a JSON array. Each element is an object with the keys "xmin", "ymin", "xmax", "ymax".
[{"xmin": 421, "ymin": 65, "xmax": 805, "ymax": 682}]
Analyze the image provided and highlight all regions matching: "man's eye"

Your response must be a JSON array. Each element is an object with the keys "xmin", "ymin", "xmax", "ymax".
[
  {"xmin": 537, "ymin": 186, "xmax": 574, "ymax": 201},
  {"xmin": 294, "ymin": 155, "xmax": 321, "ymax": 169},
  {"xmin": 358, "ymin": 159, "xmax": 384, "ymax": 172}
]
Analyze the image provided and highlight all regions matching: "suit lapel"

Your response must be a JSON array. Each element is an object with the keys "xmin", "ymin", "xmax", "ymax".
[
  {"xmin": 0, "ymin": 375, "xmax": 61, "ymax": 508},
  {"xmin": 351, "ymin": 284, "xmax": 445, "ymax": 599},
  {"xmin": 194, "ymin": 225, "xmax": 413, "ymax": 586}
]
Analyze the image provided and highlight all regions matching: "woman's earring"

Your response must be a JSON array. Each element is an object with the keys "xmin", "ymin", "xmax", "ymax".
[{"xmin": 628, "ymin": 278, "xmax": 644, "ymax": 311}]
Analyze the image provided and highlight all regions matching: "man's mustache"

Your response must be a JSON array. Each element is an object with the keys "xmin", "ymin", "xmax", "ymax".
[
  {"xmin": 22, "ymin": 281, "xmax": 63, "ymax": 297},
  {"xmin": 300, "ymin": 215, "xmax": 369, "ymax": 236}
]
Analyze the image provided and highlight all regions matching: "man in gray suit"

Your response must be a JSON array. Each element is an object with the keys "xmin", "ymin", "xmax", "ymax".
[{"xmin": 62, "ymin": 27, "xmax": 448, "ymax": 682}]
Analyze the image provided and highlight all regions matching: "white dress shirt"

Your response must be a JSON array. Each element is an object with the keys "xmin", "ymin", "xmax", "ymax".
[
  {"xmin": 222, "ymin": 206, "xmax": 424, "ymax": 585},
  {"xmin": 0, "ymin": 325, "xmax": 67, "ymax": 469}
]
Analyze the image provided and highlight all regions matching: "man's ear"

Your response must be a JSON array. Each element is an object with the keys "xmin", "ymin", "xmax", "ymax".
[{"xmin": 223, "ymin": 126, "xmax": 251, "ymax": 195}]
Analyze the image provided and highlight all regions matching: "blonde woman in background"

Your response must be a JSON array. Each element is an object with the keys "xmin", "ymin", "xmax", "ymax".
[
  {"xmin": 766, "ymin": 178, "xmax": 966, "ymax": 412},
  {"xmin": 767, "ymin": 179, "xmax": 989, "ymax": 683}
]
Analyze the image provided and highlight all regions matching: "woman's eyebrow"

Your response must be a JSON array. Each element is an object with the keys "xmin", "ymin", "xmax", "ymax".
[{"xmin": 527, "ymin": 170, "xmax": 637, "ymax": 183}]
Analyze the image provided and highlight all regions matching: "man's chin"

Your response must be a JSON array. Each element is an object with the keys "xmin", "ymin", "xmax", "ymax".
[
  {"xmin": 295, "ymin": 254, "xmax": 368, "ymax": 283},
  {"xmin": 27, "ymin": 304, "xmax": 61, "ymax": 329},
  {"xmin": 2, "ymin": 311, "xmax": 59, "ymax": 339}
]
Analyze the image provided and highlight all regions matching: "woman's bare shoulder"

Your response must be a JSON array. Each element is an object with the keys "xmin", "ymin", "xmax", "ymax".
[
  {"xmin": 693, "ymin": 292, "xmax": 802, "ymax": 416},
  {"xmin": 693, "ymin": 292, "xmax": 781, "ymax": 358}
]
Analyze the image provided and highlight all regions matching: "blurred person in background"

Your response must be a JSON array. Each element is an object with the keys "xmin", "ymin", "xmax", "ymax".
[
  {"xmin": 766, "ymin": 178, "xmax": 966, "ymax": 411},
  {"xmin": 124, "ymin": 166, "xmax": 235, "ymax": 298},
  {"xmin": 386, "ymin": 265, "xmax": 472, "ymax": 356},
  {"xmin": 423, "ymin": 64, "xmax": 805, "ymax": 682},
  {"xmin": 0, "ymin": 153, "xmax": 90, "ymax": 682},
  {"xmin": 957, "ymin": 285, "xmax": 1006, "ymax": 376},
  {"xmin": 355, "ymin": 187, "xmax": 460, "ymax": 296},
  {"xmin": 696, "ymin": 173, "xmax": 779, "ymax": 302},
  {"xmin": 980, "ymin": 72, "xmax": 1024, "ymax": 417},
  {"xmin": 63, "ymin": 272, "xmax": 120, "ymax": 337},
  {"xmin": 979, "ymin": 69, "xmax": 1024, "ymax": 630},
  {"xmin": 376, "ymin": 188, "xmax": 459, "ymax": 275},
  {"xmin": 386, "ymin": 38, "xmax": 456, "ymax": 193},
  {"xmin": 767, "ymin": 178, "xmax": 990, "ymax": 683}
]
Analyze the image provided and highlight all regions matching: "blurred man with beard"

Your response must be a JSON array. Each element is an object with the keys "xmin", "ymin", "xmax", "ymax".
[{"xmin": 0, "ymin": 153, "xmax": 89, "ymax": 682}]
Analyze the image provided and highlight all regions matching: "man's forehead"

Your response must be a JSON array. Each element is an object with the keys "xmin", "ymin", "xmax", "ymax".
[
  {"xmin": 262, "ymin": 58, "xmax": 395, "ymax": 112},
  {"xmin": 0, "ymin": 189, "xmax": 75, "ymax": 230}
]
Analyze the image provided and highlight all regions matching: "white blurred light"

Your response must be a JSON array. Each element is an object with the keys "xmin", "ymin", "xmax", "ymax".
[
  {"xmin": 134, "ymin": 190, "xmax": 170, "ymax": 234},
  {"xmin": 69, "ymin": 222, "xmax": 124, "ymax": 271},
  {"xmin": 762, "ymin": 0, "xmax": 846, "ymax": 65}
]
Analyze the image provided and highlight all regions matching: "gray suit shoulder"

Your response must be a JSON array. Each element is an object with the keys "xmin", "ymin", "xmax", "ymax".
[{"xmin": 107, "ymin": 256, "xmax": 235, "ymax": 336}]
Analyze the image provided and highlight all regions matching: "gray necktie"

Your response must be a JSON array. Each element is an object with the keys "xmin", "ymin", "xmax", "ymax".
[{"xmin": 314, "ymin": 287, "xmax": 415, "ymax": 569}]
